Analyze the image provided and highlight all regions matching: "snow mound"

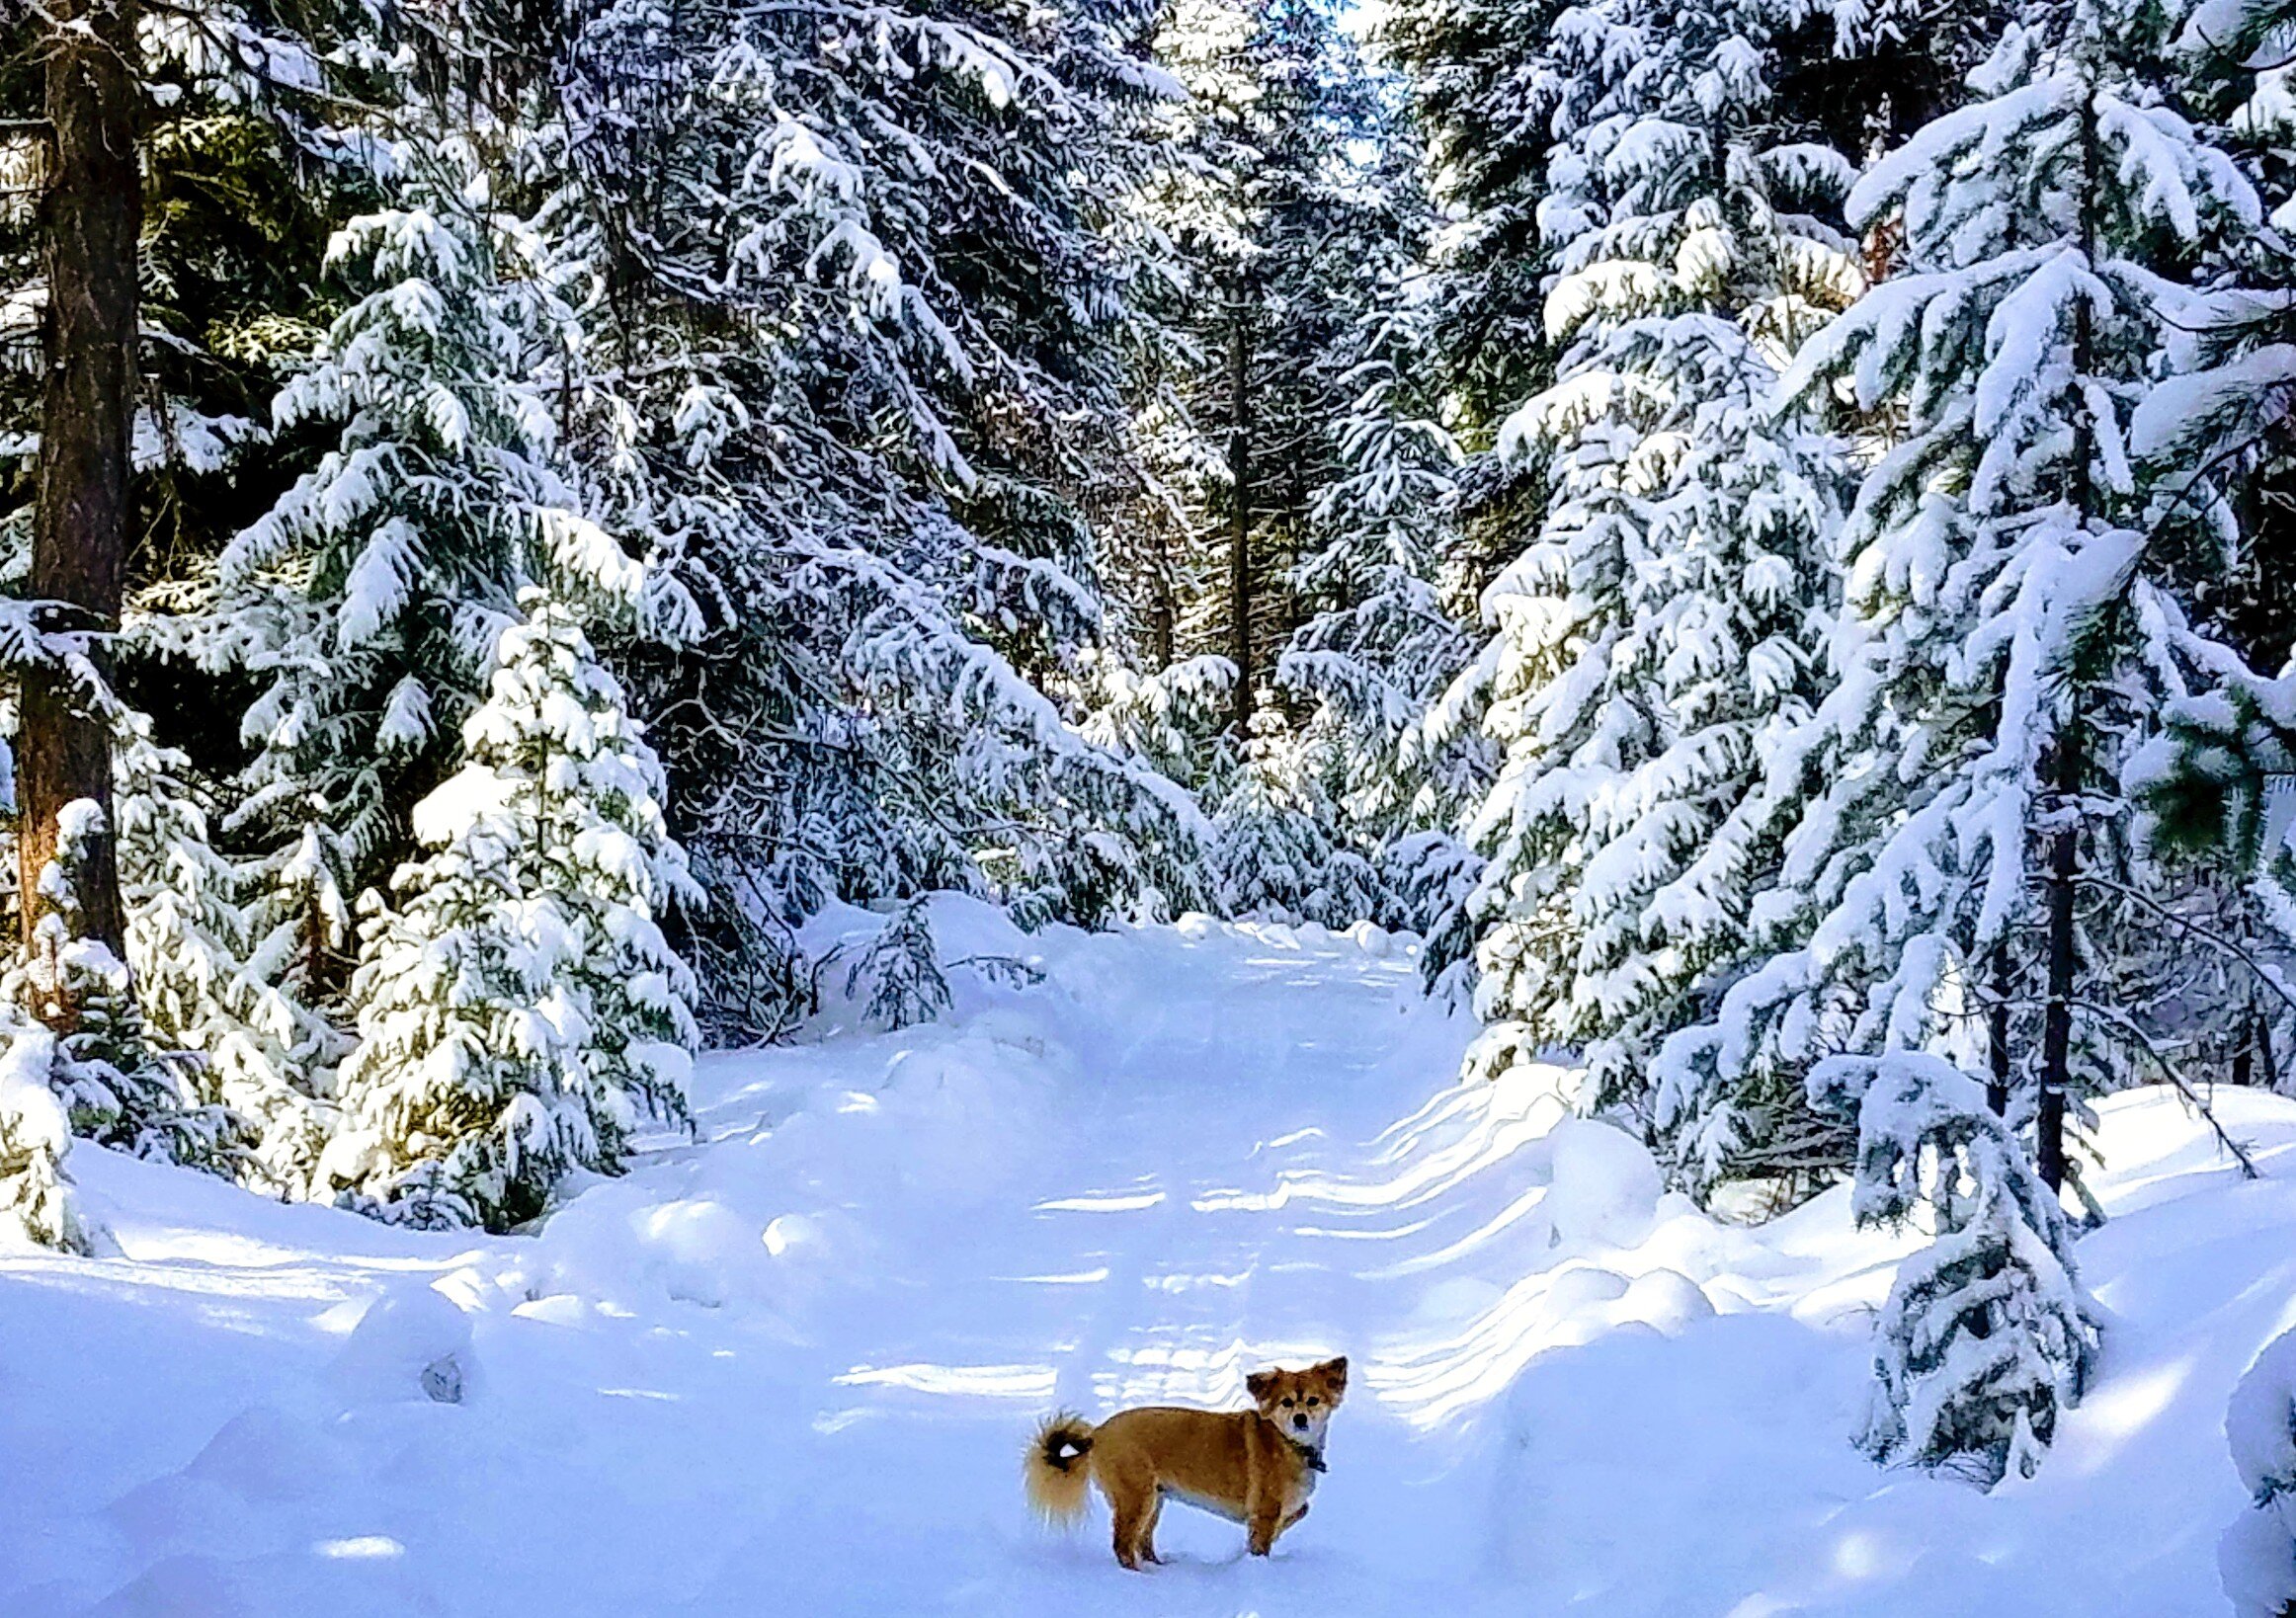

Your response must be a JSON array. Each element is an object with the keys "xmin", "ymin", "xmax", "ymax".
[
  {"xmin": 2224, "ymin": 1327, "xmax": 2296, "ymax": 1617},
  {"xmin": 329, "ymin": 1281, "xmax": 478, "ymax": 1407}
]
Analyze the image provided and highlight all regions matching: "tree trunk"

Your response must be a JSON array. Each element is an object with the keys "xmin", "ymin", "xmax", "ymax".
[
  {"xmin": 2033, "ymin": 76, "xmax": 2097, "ymax": 1196},
  {"xmin": 2035, "ymin": 719, "xmax": 2080, "ymax": 1192},
  {"xmin": 1227, "ymin": 281, "xmax": 1254, "ymax": 736},
  {"xmin": 1148, "ymin": 525, "xmax": 1176, "ymax": 671},
  {"xmin": 20, "ymin": 0, "xmax": 139, "ymax": 958},
  {"xmin": 1987, "ymin": 947, "xmax": 2011, "ymax": 1117},
  {"xmin": 2234, "ymin": 1006, "xmax": 2256, "ymax": 1089}
]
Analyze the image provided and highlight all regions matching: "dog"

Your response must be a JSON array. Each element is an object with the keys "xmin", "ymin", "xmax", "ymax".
[{"xmin": 1023, "ymin": 1357, "xmax": 1348, "ymax": 1569}]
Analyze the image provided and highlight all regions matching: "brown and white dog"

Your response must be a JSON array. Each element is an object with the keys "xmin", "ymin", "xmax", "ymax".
[{"xmin": 1023, "ymin": 1357, "xmax": 1348, "ymax": 1569}]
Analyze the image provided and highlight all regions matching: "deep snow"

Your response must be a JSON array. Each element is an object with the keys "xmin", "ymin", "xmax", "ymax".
[{"xmin": 1, "ymin": 899, "xmax": 2289, "ymax": 1617}]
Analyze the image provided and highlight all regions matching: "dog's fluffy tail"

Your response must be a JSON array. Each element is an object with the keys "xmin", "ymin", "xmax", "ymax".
[{"xmin": 1024, "ymin": 1412, "xmax": 1097, "ymax": 1526}]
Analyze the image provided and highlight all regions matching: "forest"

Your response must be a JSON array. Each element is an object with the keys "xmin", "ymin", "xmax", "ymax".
[{"xmin": 7, "ymin": 0, "xmax": 2296, "ymax": 1608}]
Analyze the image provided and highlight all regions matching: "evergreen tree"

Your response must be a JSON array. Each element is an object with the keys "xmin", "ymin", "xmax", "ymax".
[
  {"xmin": 2139, "ymin": 0, "xmax": 2296, "ymax": 683},
  {"xmin": 560, "ymin": 0, "xmax": 1211, "ymax": 1033},
  {"xmin": 197, "ymin": 121, "xmax": 655, "ymax": 926},
  {"xmin": 1277, "ymin": 233, "xmax": 1488, "ymax": 852},
  {"xmin": 0, "ymin": 1023, "xmax": 94, "ymax": 1252},
  {"xmin": 13, "ymin": 798, "xmax": 226, "ymax": 1164},
  {"xmin": 1451, "ymin": 0, "xmax": 1860, "ymax": 1120},
  {"xmin": 1656, "ymin": 2, "xmax": 2261, "ymax": 1196},
  {"xmin": 1812, "ymin": 1050, "xmax": 2100, "ymax": 1486},
  {"xmin": 1379, "ymin": 0, "xmax": 1569, "ymax": 428},
  {"xmin": 320, "ymin": 592, "xmax": 699, "ymax": 1230},
  {"xmin": 845, "ymin": 898, "xmax": 954, "ymax": 1031},
  {"xmin": 1126, "ymin": 0, "xmax": 1402, "ymax": 716},
  {"xmin": 113, "ymin": 715, "xmax": 336, "ymax": 1195},
  {"xmin": 2125, "ymin": 0, "xmax": 2296, "ymax": 917},
  {"xmin": 1207, "ymin": 704, "xmax": 1384, "ymax": 925}
]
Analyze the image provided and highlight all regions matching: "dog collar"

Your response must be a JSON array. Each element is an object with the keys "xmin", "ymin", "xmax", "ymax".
[{"xmin": 1285, "ymin": 1434, "xmax": 1328, "ymax": 1473}]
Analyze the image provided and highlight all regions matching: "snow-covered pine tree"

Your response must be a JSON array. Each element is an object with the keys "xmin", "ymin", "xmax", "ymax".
[
  {"xmin": 2134, "ymin": 0, "xmax": 2296, "ymax": 689},
  {"xmin": 1656, "ymin": 0, "xmax": 2262, "ymax": 1197},
  {"xmin": 2122, "ymin": 648, "xmax": 2296, "ymax": 1100},
  {"xmin": 0, "ymin": 1022, "xmax": 94, "ymax": 1252},
  {"xmin": 113, "ymin": 714, "xmax": 336, "ymax": 1195},
  {"xmin": 0, "ymin": 0, "xmax": 389, "ymax": 1217},
  {"xmin": 1811, "ymin": 1050, "xmax": 2099, "ymax": 1486},
  {"xmin": 1277, "ymin": 215, "xmax": 1488, "ymax": 854},
  {"xmin": 1114, "ymin": 0, "xmax": 1449, "ymax": 933},
  {"xmin": 1378, "ymin": 0, "xmax": 1571, "ymax": 429},
  {"xmin": 1451, "ymin": 0, "xmax": 1860, "ymax": 1120},
  {"xmin": 558, "ymin": 0, "xmax": 1212, "ymax": 1037},
  {"xmin": 2048, "ymin": 0, "xmax": 2296, "ymax": 1097},
  {"xmin": 321, "ymin": 591, "xmax": 699, "ymax": 1230},
  {"xmin": 1080, "ymin": 654, "xmax": 1240, "ymax": 787},
  {"xmin": 845, "ymin": 899, "xmax": 954, "ymax": 1031},
  {"xmin": 1125, "ymin": 0, "xmax": 1400, "ymax": 722},
  {"xmin": 12, "ymin": 798, "xmax": 229, "ymax": 1166},
  {"xmin": 116, "ymin": 0, "xmax": 356, "ymax": 538},
  {"xmin": 1119, "ymin": 0, "xmax": 1270, "ymax": 700},
  {"xmin": 196, "ymin": 115, "xmax": 655, "ymax": 969},
  {"xmin": 2109, "ymin": 0, "xmax": 2296, "ymax": 1083},
  {"xmin": 1207, "ymin": 703, "xmax": 1384, "ymax": 926}
]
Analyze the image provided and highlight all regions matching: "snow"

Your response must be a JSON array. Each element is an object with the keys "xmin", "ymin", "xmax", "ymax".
[{"xmin": 3, "ymin": 901, "xmax": 2291, "ymax": 1616}]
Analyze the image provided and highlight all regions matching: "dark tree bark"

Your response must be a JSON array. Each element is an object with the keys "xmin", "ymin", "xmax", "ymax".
[
  {"xmin": 21, "ymin": 0, "xmax": 139, "ymax": 958},
  {"xmin": 2033, "ymin": 81, "xmax": 2098, "ymax": 1196},
  {"xmin": 1987, "ymin": 947, "xmax": 2011, "ymax": 1117},
  {"xmin": 1147, "ymin": 526, "xmax": 1176, "ymax": 671},
  {"xmin": 1227, "ymin": 280, "xmax": 1254, "ymax": 736},
  {"xmin": 2035, "ymin": 719, "xmax": 2080, "ymax": 1192}
]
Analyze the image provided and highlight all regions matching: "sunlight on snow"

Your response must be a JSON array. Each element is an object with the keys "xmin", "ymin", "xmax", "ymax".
[
  {"xmin": 996, "ymin": 1266, "xmax": 1111, "ymax": 1285},
  {"xmin": 1033, "ymin": 1189, "xmax": 1167, "ymax": 1213},
  {"xmin": 1192, "ymin": 1067, "xmax": 1577, "ymax": 1215},
  {"xmin": 833, "ymin": 1362, "xmax": 1058, "ymax": 1401},
  {"xmin": 313, "ymin": 1536, "xmax": 405, "ymax": 1561},
  {"xmin": 2058, "ymin": 1357, "xmax": 2194, "ymax": 1475},
  {"xmin": 1359, "ymin": 1182, "xmax": 1554, "ymax": 1278}
]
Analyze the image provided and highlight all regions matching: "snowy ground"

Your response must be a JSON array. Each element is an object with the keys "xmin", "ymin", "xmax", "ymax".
[{"xmin": 3, "ymin": 899, "xmax": 2290, "ymax": 1617}]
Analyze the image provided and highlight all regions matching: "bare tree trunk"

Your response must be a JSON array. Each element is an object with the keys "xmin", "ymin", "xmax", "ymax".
[
  {"xmin": 2036, "ymin": 719, "xmax": 2080, "ymax": 1192},
  {"xmin": 1227, "ymin": 281, "xmax": 1254, "ymax": 736},
  {"xmin": 1148, "ymin": 524, "xmax": 1176, "ymax": 670},
  {"xmin": 1276, "ymin": 458, "xmax": 1307, "ymax": 668},
  {"xmin": 1987, "ymin": 947, "xmax": 2012, "ymax": 1117},
  {"xmin": 20, "ymin": 0, "xmax": 139, "ymax": 958},
  {"xmin": 2034, "ymin": 76, "xmax": 2099, "ymax": 1196}
]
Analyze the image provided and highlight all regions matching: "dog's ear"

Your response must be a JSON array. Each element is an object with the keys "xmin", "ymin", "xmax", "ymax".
[
  {"xmin": 1245, "ymin": 1369, "xmax": 1278, "ymax": 1403},
  {"xmin": 1319, "ymin": 1356, "xmax": 1349, "ymax": 1397}
]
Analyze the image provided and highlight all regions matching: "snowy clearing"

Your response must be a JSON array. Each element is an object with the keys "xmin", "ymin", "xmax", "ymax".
[{"xmin": 2, "ymin": 900, "xmax": 2286, "ymax": 1617}]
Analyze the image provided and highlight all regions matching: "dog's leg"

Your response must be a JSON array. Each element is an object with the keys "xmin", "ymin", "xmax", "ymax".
[
  {"xmin": 1139, "ymin": 1495, "xmax": 1164, "ymax": 1565},
  {"xmin": 1246, "ymin": 1491, "xmax": 1281, "ymax": 1558},
  {"xmin": 1109, "ymin": 1482, "xmax": 1151, "ymax": 1572},
  {"xmin": 1279, "ymin": 1501, "xmax": 1309, "ymax": 1533}
]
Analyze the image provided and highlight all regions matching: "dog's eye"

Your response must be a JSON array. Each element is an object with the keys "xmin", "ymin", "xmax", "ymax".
[
  {"xmin": 1305, "ymin": 1397, "xmax": 1321, "ymax": 1407},
  {"xmin": 1279, "ymin": 1397, "xmax": 1293, "ymax": 1407}
]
